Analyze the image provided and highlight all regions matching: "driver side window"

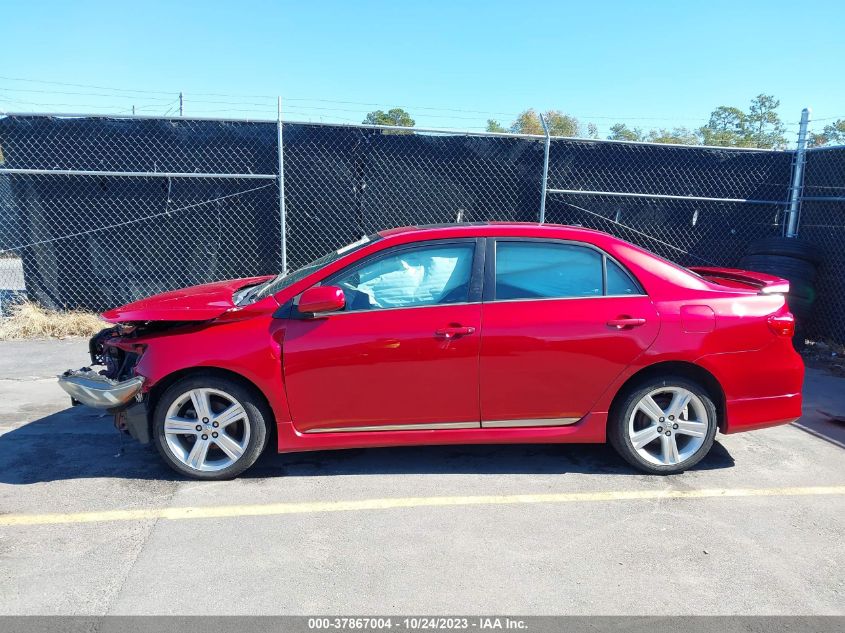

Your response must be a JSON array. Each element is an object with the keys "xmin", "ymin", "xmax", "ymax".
[{"xmin": 331, "ymin": 243, "xmax": 475, "ymax": 312}]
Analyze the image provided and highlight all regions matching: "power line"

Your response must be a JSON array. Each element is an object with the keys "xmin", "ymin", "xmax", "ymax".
[
  {"xmin": 0, "ymin": 74, "xmax": 179, "ymax": 96},
  {"xmin": 284, "ymin": 96, "xmax": 520, "ymax": 117},
  {"xmin": 0, "ymin": 87, "xmax": 276, "ymax": 109},
  {"xmin": 0, "ymin": 75, "xmax": 727, "ymax": 124},
  {"xmin": 0, "ymin": 95, "xmax": 135, "ymax": 111},
  {"xmin": 0, "ymin": 85, "xmax": 175, "ymax": 102},
  {"xmin": 0, "ymin": 74, "xmax": 823, "ymax": 137}
]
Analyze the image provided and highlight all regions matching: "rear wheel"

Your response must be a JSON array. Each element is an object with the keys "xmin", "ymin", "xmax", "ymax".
[
  {"xmin": 153, "ymin": 375, "xmax": 269, "ymax": 480},
  {"xmin": 608, "ymin": 376, "xmax": 718, "ymax": 474}
]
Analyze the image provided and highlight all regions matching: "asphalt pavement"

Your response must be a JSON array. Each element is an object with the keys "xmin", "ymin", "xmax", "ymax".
[{"xmin": 0, "ymin": 338, "xmax": 843, "ymax": 615}]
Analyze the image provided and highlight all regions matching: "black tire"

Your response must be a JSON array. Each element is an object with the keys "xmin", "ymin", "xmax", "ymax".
[
  {"xmin": 738, "ymin": 254, "xmax": 817, "ymax": 283},
  {"xmin": 745, "ymin": 236, "xmax": 821, "ymax": 265},
  {"xmin": 787, "ymin": 281, "xmax": 816, "ymax": 302},
  {"xmin": 153, "ymin": 374, "xmax": 269, "ymax": 480},
  {"xmin": 608, "ymin": 376, "xmax": 719, "ymax": 475}
]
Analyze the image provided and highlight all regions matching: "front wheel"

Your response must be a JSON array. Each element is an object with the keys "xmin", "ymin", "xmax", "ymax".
[
  {"xmin": 608, "ymin": 376, "xmax": 718, "ymax": 474},
  {"xmin": 153, "ymin": 374, "xmax": 269, "ymax": 480}
]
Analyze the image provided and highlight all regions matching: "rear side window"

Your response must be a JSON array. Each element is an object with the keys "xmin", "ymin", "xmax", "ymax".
[
  {"xmin": 606, "ymin": 259, "xmax": 643, "ymax": 295},
  {"xmin": 495, "ymin": 242, "xmax": 603, "ymax": 300}
]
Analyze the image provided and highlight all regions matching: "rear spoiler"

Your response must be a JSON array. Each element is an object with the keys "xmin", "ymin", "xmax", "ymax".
[{"xmin": 689, "ymin": 266, "xmax": 790, "ymax": 294}]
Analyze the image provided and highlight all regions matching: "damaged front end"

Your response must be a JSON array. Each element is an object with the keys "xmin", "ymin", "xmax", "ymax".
[
  {"xmin": 59, "ymin": 324, "xmax": 147, "ymax": 408},
  {"xmin": 58, "ymin": 369, "xmax": 145, "ymax": 409},
  {"xmin": 57, "ymin": 276, "xmax": 273, "ymax": 446},
  {"xmin": 58, "ymin": 322, "xmax": 186, "ymax": 444}
]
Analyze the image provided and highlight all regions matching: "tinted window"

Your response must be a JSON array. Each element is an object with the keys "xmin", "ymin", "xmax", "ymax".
[
  {"xmin": 332, "ymin": 244, "xmax": 475, "ymax": 311},
  {"xmin": 495, "ymin": 242, "xmax": 602, "ymax": 300},
  {"xmin": 606, "ymin": 259, "xmax": 643, "ymax": 295}
]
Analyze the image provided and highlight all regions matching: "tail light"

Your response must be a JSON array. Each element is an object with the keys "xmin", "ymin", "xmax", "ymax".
[{"xmin": 767, "ymin": 313, "xmax": 795, "ymax": 337}]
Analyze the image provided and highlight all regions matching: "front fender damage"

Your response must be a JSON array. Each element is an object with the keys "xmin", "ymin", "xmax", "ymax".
[{"xmin": 58, "ymin": 322, "xmax": 198, "ymax": 444}]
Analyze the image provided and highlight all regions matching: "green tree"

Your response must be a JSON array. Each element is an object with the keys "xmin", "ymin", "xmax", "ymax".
[
  {"xmin": 607, "ymin": 123, "xmax": 645, "ymax": 142},
  {"xmin": 363, "ymin": 108, "xmax": 415, "ymax": 128},
  {"xmin": 510, "ymin": 109, "xmax": 545, "ymax": 135},
  {"xmin": 486, "ymin": 119, "xmax": 509, "ymax": 133},
  {"xmin": 646, "ymin": 127, "xmax": 698, "ymax": 145},
  {"xmin": 698, "ymin": 96, "xmax": 786, "ymax": 148},
  {"xmin": 809, "ymin": 119, "xmax": 845, "ymax": 147},
  {"xmin": 699, "ymin": 106, "xmax": 750, "ymax": 147},
  {"xmin": 544, "ymin": 110, "xmax": 580, "ymax": 137},
  {"xmin": 607, "ymin": 123, "xmax": 698, "ymax": 144},
  {"xmin": 509, "ymin": 109, "xmax": 583, "ymax": 137},
  {"xmin": 746, "ymin": 94, "xmax": 786, "ymax": 149}
]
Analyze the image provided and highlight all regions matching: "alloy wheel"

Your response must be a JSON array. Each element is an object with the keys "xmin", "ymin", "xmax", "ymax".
[
  {"xmin": 163, "ymin": 388, "xmax": 251, "ymax": 472},
  {"xmin": 627, "ymin": 386, "xmax": 710, "ymax": 466}
]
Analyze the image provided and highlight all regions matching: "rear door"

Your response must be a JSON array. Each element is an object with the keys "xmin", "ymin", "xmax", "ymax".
[{"xmin": 479, "ymin": 239, "xmax": 660, "ymax": 427}]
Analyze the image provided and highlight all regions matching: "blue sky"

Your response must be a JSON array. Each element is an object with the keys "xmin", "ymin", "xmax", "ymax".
[{"xmin": 3, "ymin": 0, "xmax": 843, "ymax": 141}]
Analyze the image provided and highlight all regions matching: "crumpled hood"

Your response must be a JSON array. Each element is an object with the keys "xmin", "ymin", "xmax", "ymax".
[{"xmin": 100, "ymin": 276, "xmax": 274, "ymax": 323}]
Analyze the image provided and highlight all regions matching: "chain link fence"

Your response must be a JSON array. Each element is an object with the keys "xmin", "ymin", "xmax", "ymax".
[
  {"xmin": 0, "ymin": 115, "xmax": 280, "ymax": 310},
  {"xmin": 543, "ymin": 139, "xmax": 792, "ymax": 267},
  {"xmin": 795, "ymin": 145, "xmax": 845, "ymax": 341},
  {"xmin": 0, "ymin": 111, "xmax": 842, "ymax": 340},
  {"xmin": 283, "ymin": 123, "xmax": 542, "ymax": 269}
]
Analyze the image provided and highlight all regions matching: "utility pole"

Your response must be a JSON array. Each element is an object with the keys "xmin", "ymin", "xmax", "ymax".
[
  {"xmin": 132, "ymin": 105, "xmax": 135, "ymax": 115},
  {"xmin": 179, "ymin": 92, "xmax": 183, "ymax": 117}
]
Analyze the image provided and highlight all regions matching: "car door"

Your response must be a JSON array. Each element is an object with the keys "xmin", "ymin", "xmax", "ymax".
[
  {"xmin": 479, "ymin": 238, "xmax": 660, "ymax": 427},
  {"xmin": 283, "ymin": 239, "xmax": 484, "ymax": 433}
]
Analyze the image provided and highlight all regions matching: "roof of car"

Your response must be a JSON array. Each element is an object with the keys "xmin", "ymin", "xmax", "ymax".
[{"xmin": 377, "ymin": 222, "xmax": 606, "ymax": 239}]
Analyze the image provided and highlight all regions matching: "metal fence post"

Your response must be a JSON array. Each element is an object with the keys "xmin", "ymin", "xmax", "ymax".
[
  {"xmin": 277, "ymin": 96, "xmax": 287, "ymax": 274},
  {"xmin": 539, "ymin": 112, "xmax": 551, "ymax": 224},
  {"xmin": 785, "ymin": 107, "xmax": 811, "ymax": 238}
]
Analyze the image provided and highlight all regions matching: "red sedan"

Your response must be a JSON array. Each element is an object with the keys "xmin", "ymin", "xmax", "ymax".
[{"xmin": 59, "ymin": 223, "xmax": 804, "ymax": 479}]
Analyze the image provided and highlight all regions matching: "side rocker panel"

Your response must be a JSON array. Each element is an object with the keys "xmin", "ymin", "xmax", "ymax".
[{"xmin": 275, "ymin": 412, "xmax": 608, "ymax": 453}]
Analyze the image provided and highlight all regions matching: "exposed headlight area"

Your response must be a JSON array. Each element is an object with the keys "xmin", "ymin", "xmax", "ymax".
[
  {"xmin": 57, "ymin": 369, "xmax": 145, "ymax": 409},
  {"xmin": 89, "ymin": 326, "xmax": 145, "ymax": 382},
  {"xmin": 58, "ymin": 325, "xmax": 148, "ymax": 409}
]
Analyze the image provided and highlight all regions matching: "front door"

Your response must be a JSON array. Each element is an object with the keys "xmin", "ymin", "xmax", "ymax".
[
  {"xmin": 283, "ymin": 240, "xmax": 483, "ymax": 433},
  {"xmin": 480, "ymin": 239, "xmax": 660, "ymax": 426}
]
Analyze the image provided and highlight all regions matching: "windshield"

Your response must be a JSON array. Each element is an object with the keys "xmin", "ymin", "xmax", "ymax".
[{"xmin": 242, "ymin": 235, "xmax": 380, "ymax": 303}]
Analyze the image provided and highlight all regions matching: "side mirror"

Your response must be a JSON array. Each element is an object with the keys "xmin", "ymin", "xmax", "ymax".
[{"xmin": 298, "ymin": 286, "xmax": 345, "ymax": 314}]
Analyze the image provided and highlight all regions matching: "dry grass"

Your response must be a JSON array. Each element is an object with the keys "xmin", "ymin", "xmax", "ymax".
[{"xmin": 0, "ymin": 301, "xmax": 103, "ymax": 340}]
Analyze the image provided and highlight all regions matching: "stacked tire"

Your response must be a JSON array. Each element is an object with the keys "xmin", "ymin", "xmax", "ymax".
[{"xmin": 738, "ymin": 236, "xmax": 819, "ymax": 347}]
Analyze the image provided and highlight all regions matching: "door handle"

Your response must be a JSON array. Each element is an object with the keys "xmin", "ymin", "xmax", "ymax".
[
  {"xmin": 606, "ymin": 317, "xmax": 647, "ymax": 329},
  {"xmin": 435, "ymin": 326, "xmax": 476, "ymax": 339}
]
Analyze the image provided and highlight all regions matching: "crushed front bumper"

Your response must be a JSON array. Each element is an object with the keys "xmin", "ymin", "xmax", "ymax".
[{"xmin": 57, "ymin": 369, "xmax": 145, "ymax": 409}]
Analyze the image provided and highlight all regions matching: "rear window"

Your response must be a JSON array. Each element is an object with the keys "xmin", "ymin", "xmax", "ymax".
[
  {"xmin": 606, "ymin": 259, "xmax": 643, "ymax": 295},
  {"xmin": 495, "ymin": 242, "xmax": 603, "ymax": 300},
  {"xmin": 493, "ymin": 240, "xmax": 645, "ymax": 300}
]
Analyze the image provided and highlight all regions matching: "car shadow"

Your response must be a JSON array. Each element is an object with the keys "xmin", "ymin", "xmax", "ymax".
[{"xmin": 0, "ymin": 406, "xmax": 735, "ymax": 484}]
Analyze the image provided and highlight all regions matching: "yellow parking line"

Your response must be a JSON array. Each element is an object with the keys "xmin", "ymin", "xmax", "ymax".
[{"xmin": 2, "ymin": 485, "xmax": 843, "ymax": 527}]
